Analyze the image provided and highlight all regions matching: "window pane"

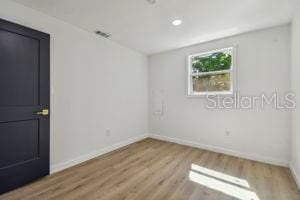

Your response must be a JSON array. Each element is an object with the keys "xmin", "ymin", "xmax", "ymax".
[
  {"xmin": 192, "ymin": 73, "xmax": 231, "ymax": 93},
  {"xmin": 192, "ymin": 51, "xmax": 232, "ymax": 73}
]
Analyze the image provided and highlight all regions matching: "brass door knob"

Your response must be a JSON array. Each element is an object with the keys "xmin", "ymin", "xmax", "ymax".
[{"xmin": 36, "ymin": 109, "xmax": 49, "ymax": 116}]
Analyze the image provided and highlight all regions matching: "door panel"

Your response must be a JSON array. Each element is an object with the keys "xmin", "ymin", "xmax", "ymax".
[
  {"xmin": 0, "ymin": 18, "xmax": 50, "ymax": 194},
  {"xmin": 0, "ymin": 30, "xmax": 40, "ymax": 106},
  {"xmin": 0, "ymin": 120, "xmax": 39, "ymax": 169}
]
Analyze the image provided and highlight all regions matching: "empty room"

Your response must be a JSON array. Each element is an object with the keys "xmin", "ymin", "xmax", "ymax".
[{"xmin": 1, "ymin": 0, "xmax": 300, "ymax": 199}]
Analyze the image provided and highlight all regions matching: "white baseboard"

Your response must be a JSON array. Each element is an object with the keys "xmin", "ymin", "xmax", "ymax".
[
  {"xmin": 149, "ymin": 134, "xmax": 289, "ymax": 167},
  {"xmin": 50, "ymin": 134, "xmax": 148, "ymax": 174},
  {"xmin": 290, "ymin": 163, "xmax": 300, "ymax": 190}
]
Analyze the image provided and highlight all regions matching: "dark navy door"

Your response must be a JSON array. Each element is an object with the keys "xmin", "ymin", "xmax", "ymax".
[{"xmin": 0, "ymin": 18, "xmax": 50, "ymax": 194}]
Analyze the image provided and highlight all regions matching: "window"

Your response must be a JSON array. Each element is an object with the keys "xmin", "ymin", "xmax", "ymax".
[{"xmin": 187, "ymin": 47, "xmax": 235, "ymax": 96}]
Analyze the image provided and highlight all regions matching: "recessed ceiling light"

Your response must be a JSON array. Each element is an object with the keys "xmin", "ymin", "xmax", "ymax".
[{"xmin": 172, "ymin": 20, "xmax": 182, "ymax": 26}]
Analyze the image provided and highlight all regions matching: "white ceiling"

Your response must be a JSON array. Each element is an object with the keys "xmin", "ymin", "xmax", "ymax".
[{"xmin": 12, "ymin": 0, "xmax": 294, "ymax": 55}]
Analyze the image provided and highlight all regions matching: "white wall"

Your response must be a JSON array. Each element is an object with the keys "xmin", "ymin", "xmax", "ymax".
[
  {"xmin": 291, "ymin": 1, "xmax": 300, "ymax": 188},
  {"xmin": 149, "ymin": 25, "xmax": 291, "ymax": 166},
  {"xmin": 0, "ymin": 0, "xmax": 148, "ymax": 172}
]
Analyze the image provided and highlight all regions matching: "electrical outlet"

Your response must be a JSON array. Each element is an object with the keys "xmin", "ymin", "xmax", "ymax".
[
  {"xmin": 105, "ymin": 129, "xmax": 111, "ymax": 137},
  {"xmin": 225, "ymin": 131, "xmax": 231, "ymax": 137}
]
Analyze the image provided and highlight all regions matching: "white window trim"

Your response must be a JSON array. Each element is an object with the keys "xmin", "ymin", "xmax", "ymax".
[{"xmin": 187, "ymin": 46, "xmax": 236, "ymax": 97}]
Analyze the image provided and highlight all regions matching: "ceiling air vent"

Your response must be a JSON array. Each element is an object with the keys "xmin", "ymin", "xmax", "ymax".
[
  {"xmin": 95, "ymin": 30, "xmax": 111, "ymax": 38},
  {"xmin": 147, "ymin": 0, "xmax": 156, "ymax": 4}
]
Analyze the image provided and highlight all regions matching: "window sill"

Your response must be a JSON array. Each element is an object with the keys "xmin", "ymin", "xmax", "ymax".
[{"xmin": 186, "ymin": 91, "xmax": 234, "ymax": 98}]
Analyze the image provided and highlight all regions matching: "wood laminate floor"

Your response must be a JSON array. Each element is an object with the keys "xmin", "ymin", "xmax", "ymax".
[{"xmin": 1, "ymin": 138, "xmax": 299, "ymax": 200}]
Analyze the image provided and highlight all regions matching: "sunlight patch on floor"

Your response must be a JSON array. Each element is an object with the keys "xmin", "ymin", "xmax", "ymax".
[
  {"xmin": 191, "ymin": 164, "xmax": 250, "ymax": 188},
  {"xmin": 189, "ymin": 164, "xmax": 259, "ymax": 200}
]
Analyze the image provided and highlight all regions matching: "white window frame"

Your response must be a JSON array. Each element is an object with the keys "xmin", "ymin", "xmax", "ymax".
[{"xmin": 187, "ymin": 47, "xmax": 236, "ymax": 97}]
